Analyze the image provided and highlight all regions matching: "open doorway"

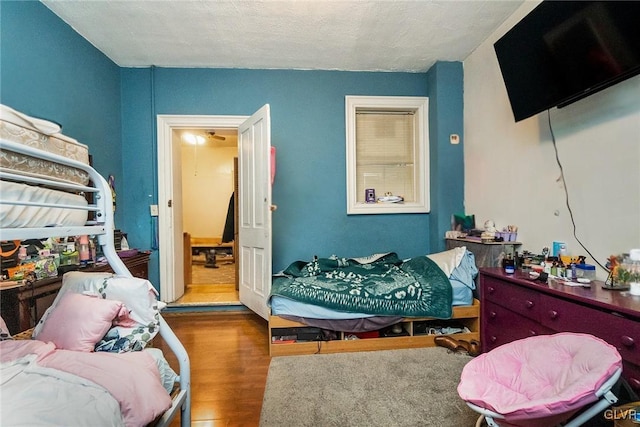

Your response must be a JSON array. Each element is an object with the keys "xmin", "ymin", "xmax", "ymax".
[
  {"xmin": 174, "ymin": 128, "xmax": 239, "ymax": 306},
  {"xmin": 157, "ymin": 107, "xmax": 273, "ymax": 318}
]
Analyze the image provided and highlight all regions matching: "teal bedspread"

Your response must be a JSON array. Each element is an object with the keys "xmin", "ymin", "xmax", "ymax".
[{"xmin": 270, "ymin": 253, "xmax": 453, "ymax": 318}]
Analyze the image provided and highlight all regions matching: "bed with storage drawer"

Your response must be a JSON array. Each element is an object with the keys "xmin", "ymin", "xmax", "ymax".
[{"xmin": 268, "ymin": 247, "xmax": 481, "ymax": 356}]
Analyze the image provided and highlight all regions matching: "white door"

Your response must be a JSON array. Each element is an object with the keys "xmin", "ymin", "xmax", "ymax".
[
  {"xmin": 157, "ymin": 125, "xmax": 186, "ymax": 302},
  {"xmin": 238, "ymin": 104, "xmax": 272, "ymax": 320}
]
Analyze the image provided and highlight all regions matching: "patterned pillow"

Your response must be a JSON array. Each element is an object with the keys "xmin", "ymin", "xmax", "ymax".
[{"xmin": 93, "ymin": 276, "xmax": 161, "ymax": 352}]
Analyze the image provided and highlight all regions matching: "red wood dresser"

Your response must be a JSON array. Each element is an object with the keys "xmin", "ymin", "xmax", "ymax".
[{"xmin": 480, "ymin": 267, "xmax": 640, "ymax": 394}]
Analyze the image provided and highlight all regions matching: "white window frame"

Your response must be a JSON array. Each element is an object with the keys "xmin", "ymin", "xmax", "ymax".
[{"xmin": 345, "ymin": 95, "xmax": 430, "ymax": 215}]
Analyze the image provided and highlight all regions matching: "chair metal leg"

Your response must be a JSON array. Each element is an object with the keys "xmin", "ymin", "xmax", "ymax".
[
  {"xmin": 564, "ymin": 390, "xmax": 618, "ymax": 427},
  {"xmin": 475, "ymin": 414, "xmax": 499, "ymax": 427}
]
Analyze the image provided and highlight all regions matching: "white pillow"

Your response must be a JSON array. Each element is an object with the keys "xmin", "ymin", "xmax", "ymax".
[{"xmin": 427, "ymin": 247, "xmax": 467, "ymax": 278}]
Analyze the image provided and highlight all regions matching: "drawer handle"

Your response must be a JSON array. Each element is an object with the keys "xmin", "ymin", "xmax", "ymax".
[
  {"xmin": 621, "ymin": 335, "xmax": 635, "ymax": 347},
  {"xmin": 529, "ymin": 330, "xmax": 537, "ymax": 336},
  {"xmin": 489, "ymin": 311, "xmax": 497, "ymax": 319},
  {"xmin": 490, "ymin": 336, "xmax": 497, "ymax": 343},
  {"xmin": 548, "ymin": 310, "xmax": 558, "ymax": 319},
  {"xmin": 488, "ymin": 286, "xmax": 495, "ymax": 294},
  {"xmin": 525, "ymin": 300, "xmax": 535, "ymax": 309},
  {"xmin": 630, "ymin": 377, "xmax": 640, "ymax": 391}
]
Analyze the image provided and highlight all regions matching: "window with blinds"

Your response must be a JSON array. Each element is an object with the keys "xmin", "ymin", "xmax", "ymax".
[{"xmin": 345, "ymin": 96, "xmax": 429, "ymax": 214}]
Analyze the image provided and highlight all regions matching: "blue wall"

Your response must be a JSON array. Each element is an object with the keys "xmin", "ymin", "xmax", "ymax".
[
  {"xmin": 427, "ymin": 62, "xmax": 465, "ymax": 251},
  {"xmin": 2, "ymin": 1, "xmax": 464, "ymax": 291},
  {"xmin": 0, "ymin": 1, "xmax": 123, "ymax": 225},
  {"xmin": 121, "ymin": 67, "xmax": 464, "ymax": 283}
]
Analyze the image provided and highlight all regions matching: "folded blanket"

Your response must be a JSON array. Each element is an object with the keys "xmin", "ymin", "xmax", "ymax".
[{"xmin": 271, "ymin": 252, "xmax": 453, "ymax": 318}]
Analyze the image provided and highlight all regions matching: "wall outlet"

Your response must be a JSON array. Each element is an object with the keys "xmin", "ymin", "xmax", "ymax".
[{"xmin": 150, "ymin": 204, "xmax": 159, "ymax": 217}]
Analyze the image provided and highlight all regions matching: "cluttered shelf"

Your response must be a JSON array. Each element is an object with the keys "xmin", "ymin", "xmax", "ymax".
[
  {"xmin": 448, "ymin": 216, "xmax": 522, "ymax": 268},
  {"xmin": 446, "ymin": 237, "xmax": 522, "ymax": 246},
  {"xmin": 445, "ymin": 238, "xmax": 522, "ymax": 269},
  {"xmin": 0, "ymin": 251, "xmax": 150, "ymax": 334}
]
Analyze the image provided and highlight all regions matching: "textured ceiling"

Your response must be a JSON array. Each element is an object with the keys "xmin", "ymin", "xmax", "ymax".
[{"xmin": 41, "ymin": 0, "xmax": 524, "ymax": 72}]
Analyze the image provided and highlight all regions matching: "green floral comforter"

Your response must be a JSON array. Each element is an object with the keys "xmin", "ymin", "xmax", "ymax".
[{"xmin": 270, "ymin": 252, "xmax": 453, "ymax": 318}]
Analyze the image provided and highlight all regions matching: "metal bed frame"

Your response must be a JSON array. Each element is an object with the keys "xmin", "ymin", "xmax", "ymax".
[{"xmin": 0, "ymin": 138, "xmax": 191, "ymax": 427}]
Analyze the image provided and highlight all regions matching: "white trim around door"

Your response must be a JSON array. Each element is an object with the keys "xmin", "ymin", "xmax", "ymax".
[{"xmin": 156, "ymin": 114, "xmax": 248, "ymax": 302}]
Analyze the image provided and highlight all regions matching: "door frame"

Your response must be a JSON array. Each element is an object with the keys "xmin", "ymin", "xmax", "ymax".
[{"xmin": 157, "ymin": 114, "xmax": 248, "ymax": 302}]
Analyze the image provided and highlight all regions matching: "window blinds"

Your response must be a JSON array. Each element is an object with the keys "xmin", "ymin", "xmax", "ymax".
[{"xmin": 355, "ymin": 112, "xmax": 416, "ymax": 203}]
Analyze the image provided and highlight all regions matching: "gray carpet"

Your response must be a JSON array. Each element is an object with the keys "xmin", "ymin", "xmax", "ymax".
[{"xmin": 259, "ymin": 347, "xmax": 480, "ymax": 427}]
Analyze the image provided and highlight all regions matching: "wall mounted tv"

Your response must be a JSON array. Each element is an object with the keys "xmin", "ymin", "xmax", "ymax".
[{"xmin": 494, "ymin": 1, "xmax": 640, "ymax": 122}]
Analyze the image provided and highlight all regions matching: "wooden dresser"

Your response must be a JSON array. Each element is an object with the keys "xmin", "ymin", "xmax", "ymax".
[
  {"xmin": 0, "ymin": 251, "xmax": 151, "ymax": 335},
  {"xmin": 480, "ymin": 267, "xmax": 640, "ymax": 394}
]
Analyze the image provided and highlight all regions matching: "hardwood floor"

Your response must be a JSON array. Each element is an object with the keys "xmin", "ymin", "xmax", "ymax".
[
  {"xmin": 159, "ymin": 257, "xmax": 270, "ymax": 425},
  {"xmin": 191, "ymin": 256, "xmax": 236, "ymax": 285},
  {"xmin": 173, "ymin": 283, "xmax": 240, "ymax": 306},
  {"xmin": 172, "ymin": 257, "xmax": 239, "ymax": 306},
  {"xmin": 155, "ymin": 312, "xmax": 271, "ymax": 427}
]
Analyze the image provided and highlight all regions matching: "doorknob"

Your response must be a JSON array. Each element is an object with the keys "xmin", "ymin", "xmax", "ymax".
[{"xmin": 270, "ymin": 204, "xmax": 278, "ymax": 211}]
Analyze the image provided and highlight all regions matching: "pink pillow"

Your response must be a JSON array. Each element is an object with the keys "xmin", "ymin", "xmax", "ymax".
[{"xmin": 34, "ymin": 293, "xmax": 129, "ymax": 352}]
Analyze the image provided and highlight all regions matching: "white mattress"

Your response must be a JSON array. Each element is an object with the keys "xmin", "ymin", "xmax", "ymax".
[
  {"xmin": 0, "ymin": 104, "xmax": 90, "ymax": 185},
  {"xmin": 270, "ymin": 278, "xmax": 474, "ymax": 320},
  {"xmin": 0, "ymin": 181, "xmax": 88, "ymax": 228}
]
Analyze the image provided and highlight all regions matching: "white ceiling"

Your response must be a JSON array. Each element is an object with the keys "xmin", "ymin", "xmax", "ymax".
[{"xmin": 41, "ymin": 0, "xmax": 524, "ymax": 72}]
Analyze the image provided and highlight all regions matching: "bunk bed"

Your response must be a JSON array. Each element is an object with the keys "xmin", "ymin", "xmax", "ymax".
[
  {"xmin": 268, "ymin": 247, "xmax": 481, "ymax": 356},
  {"xmin": 0, "ymin": 107, "xmax": 190, "ymax": 426}
]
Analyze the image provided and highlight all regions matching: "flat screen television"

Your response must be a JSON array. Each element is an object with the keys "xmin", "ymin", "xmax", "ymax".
[{"xmin": 494, "ymin": 1, "xmax": 640, "ymax": 122}]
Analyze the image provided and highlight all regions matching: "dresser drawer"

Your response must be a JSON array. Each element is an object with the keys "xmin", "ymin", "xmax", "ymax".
[
  {"xmin": 623, "ymin": 361, "xmax": 640, "ymax": 393},
  {"xmin": 540, "ymin": 295, "xmax": 640, "ymax": 366},
  {"xmin": 482, "ymin": 277, "xmax": 541, "ymax": 322},
  {"xmin": 482, "ymin": 300, "xmax": 553, "ymax": 353},
  {"xmin": 129, "ymin": 262, "xmax": 149, "ymax": 279}
]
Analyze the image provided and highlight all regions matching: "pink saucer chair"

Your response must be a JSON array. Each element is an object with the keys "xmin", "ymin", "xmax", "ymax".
[{"xmin": 457, "ymin": 333, "xmax": 623, "ymax": 427}]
